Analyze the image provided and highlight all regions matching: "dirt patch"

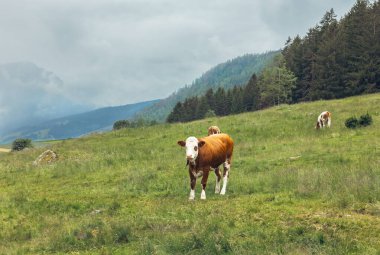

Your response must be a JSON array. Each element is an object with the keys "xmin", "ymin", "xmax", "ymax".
[{"xmin": 0, "ymin": 148, "xmax": 11, "ymax": 153}]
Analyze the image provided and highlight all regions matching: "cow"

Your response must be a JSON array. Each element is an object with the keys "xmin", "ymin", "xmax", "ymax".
[
  {"xmin": 207, "ymin": 125, "xmax": 221, "ymax": 136},
  {"xmin": 316, "ymin": 111, "xmax": 332, "ymax": 129},
  {"xmin": 177, "ymin": 133, "xmax": 234, "ymax": 200}
]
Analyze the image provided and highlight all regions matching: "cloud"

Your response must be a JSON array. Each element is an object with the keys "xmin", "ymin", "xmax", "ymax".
[
  {"xmin": 0, "ymin": 0, "xmax": 357, "ymax": 111},
  {"xmin": 0, "ymin": 62, "xmax": 89, "ymax": 134}
]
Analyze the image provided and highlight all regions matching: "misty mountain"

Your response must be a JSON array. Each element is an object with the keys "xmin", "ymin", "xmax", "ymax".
[
  {"xmin": 135, "ymin": 51, "xmax": 280, "ymax": 122},
  {"xmin": 0, "ymin": 99, "xmax": 160, "ymax": 144},
  {"xmin": 0, "ymin": 62, "xmax": 90, "ymax": 135},
  {"xmin": 0, "ymin": 51, "xmax": 278, "ymax": 143}
]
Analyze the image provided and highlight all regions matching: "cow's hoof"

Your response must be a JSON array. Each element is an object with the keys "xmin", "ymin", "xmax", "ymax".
[
  {"xmin": 220, "ymin": 190, "xmax": 226, "ymax": 195},
  {"xmin": 189, "ymin": 197, "xmax": 195, "ymax": 201},
  {"xmin": 200, "ymin": 196, "xmax": 206, "ymax": 200}
]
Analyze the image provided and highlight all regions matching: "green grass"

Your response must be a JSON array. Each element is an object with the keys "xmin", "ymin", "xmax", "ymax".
[{"xmin": 0, "ymin": 93, "xmax": 380, "ymax": 254}]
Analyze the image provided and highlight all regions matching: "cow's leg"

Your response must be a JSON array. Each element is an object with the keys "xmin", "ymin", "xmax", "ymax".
[
  {"xmin": 214, "ymin": 167, "xmax": 221, "ymax": 194},
  {"xmin": 327, "ymin": 118, "xmax": 331, "ymax": 128},
  {"xmin": 220, "ymin": 159, "xmax": 231, "ymax": 195},
  {"xmin": 189, "ymin": 169, "xmax": 196, "ymax": 200},
  {"xmin": 200, "ymin": 170, "xmax": 210, "ymax": 200}
]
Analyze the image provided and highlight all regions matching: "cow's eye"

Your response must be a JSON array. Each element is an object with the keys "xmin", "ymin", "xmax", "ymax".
[{"xmin": 194, "ymin": 146, "xmax": 198, "ymax": 151}]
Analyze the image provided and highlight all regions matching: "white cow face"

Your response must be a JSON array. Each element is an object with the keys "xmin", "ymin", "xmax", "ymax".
[{"xmin": 177, "ymin": 136, "xmax": 205, "ymax": 163}]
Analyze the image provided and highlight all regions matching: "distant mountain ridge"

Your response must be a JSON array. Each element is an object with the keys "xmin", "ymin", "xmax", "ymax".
[
  {"xmin": 135, "ymin": 51, "xmax": 280, "ymax": 122},
  {"xmin": 0, "ymin": 99, "xmax": 160, "ymax": 144}
]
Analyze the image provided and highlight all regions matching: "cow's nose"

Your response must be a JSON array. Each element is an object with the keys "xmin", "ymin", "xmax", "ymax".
[{"xmin": 186, "ymin": 155, "xmax": 193, "ymax": 160}]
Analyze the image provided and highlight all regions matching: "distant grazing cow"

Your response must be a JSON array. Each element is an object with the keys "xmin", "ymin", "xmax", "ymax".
[
  {"xmin": 207, "ymin": 126, "xmax": 221, "ymax": 136},
  {"xmin": 177, "ymin": 133, "xmax": 234, "ymax": 200},
  {"xmin": 316, "ymin": 111, "xmax": 332, "ymax": 129}
]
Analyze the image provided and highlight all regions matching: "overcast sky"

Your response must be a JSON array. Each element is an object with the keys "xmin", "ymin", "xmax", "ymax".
[{"xmin": 0, "ymin": 0, "xmax": 356, "ymax": 109}]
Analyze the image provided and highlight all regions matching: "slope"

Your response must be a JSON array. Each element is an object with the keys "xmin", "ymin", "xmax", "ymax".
[
  {"xmin": 0, "ymin": 93, "xmax": 379, "ymax": 254},
  {"xmin": 136, "ymin": 51, "xmax": 280, "ymax": 122}
]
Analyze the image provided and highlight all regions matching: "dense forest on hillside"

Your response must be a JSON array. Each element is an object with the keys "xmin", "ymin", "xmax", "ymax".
[
  {"xmin": 167, "ymin": 54, "xmax": 296, "ymax": 122},
  {"xmin": 283, "ymin": 0, "xmax": 380, "ymax": 102},
  {"xmin": 135, "ymin": 51, "xmax": 279, "ymax": 121},
  {"xmin": 168, "ymin": 0, "xmax": 380, "ymax": 123}
]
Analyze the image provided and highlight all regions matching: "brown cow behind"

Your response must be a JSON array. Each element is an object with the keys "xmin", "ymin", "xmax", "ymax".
[
  {"xmin": 207, "ymin": 125, "xmax": 221, "ymax": 136},
  {"xmin": 178, "ymin": 133, "xmax": 234, "ymax": 200}
]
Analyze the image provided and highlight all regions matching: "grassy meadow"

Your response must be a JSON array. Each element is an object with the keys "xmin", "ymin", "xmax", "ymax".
[{"xmin": 0, "ymin": 93, "xmax": 379, "ymax": 254}]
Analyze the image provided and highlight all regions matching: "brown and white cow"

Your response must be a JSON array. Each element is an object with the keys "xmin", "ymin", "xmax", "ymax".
[
  {"xmin": 207, "ymin": 125, "xmax": 221, "ymax": 136},
  {"xmin": 316, "ymin": 111, "xmax": 332, "ymax": 129},
  {"xmin": 177, "ymin": 134, "xmax": 234, "ymax": 200}
]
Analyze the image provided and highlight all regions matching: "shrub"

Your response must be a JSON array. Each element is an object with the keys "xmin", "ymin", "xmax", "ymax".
[
  {"xmin": 11, "ymin": 138, "xmax": 33, "ymax": 151},
  {"xmin": 113, "ymin": 120, "xmax": 130, "ymax": 130},
  {"xmin": 345, "ymin": 117, "xmax": 359, "ymax": 129},
  {"xmin": 345, "ymin": 113, "xmax": 373, "ymax": 129},
  {"xmin": 358, "ymin": 113, "xmax": 372, "ymax": 127}
]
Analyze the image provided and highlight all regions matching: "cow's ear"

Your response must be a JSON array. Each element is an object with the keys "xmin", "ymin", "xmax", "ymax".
[
  {"xmin": 198, "ymin": 141, "xmax": 206, "ymax": 148},
  {"xmin": 177, "ymin": 141, "xmax": 186, "ymax": 147}
]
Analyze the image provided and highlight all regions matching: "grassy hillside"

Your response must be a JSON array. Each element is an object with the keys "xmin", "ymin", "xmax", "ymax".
[
  {"xmin": 136, "ymin": 51, "xmax": 279, "ymax": 122},
  {"xmin": 0, "ymin": 93, "xmax": 379, "ymax": 254}
]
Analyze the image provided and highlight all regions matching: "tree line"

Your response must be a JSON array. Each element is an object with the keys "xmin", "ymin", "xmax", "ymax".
[
  {"xmin": 135, "ymin": 51, "xmax": 279, "ymax": 122},
  {"xmin": 167, "ymin": 0, "xmax": 380, "ymax": 123},
  {"xmin": 283, "ymin": 0, "xmax": 380, "ymax": 102},
  {"xmin": 113, "ymin": 119, "xmax": 157, "ymax": 130},
  {"xmin": 167, "ymin": 54, "xmax": 296, "ymax": 122}
]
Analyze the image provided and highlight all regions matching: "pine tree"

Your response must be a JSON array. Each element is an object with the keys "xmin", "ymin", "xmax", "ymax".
[
  {"xmin": 258, "ymin": 54, "xmax": 296, "ymax": 107},
  {"xmin": 242, "ymin": 74, "xmax": 260, "ymax": 111},
  {"xmin": 187, "ymin": 97, "xmax": 199, "ymax": 121},
  {"xmin": 204, "ymin": 88, "xmax": 215, "ymax": 110},
  {"xmin": 340, "ymin": 0, "xmax": 372, "ymax": 96},
  {"xmin": 368, "ymin": 0, "xmax": 380, "ymax": 91},
  {"xmin": 283, "ymin": 35, "xmax": 304, "ymax": 102},
  {"xmin": 231, "ymin": 86, "xmax": 244, "ymax": 114},
  {"xmin": 167, "ymin": 102, "xmax": 183, "ymax": 123},
  {"xmin": 214, "ymin": 87, "xmax": 227, "ymax": 116},
  {"xmin": 311, "ymin": 9, "xmax": 342, "ymax": 99},
  {"xmin": 225, "ymin": 89, "xmax": 233, "ymax": 115},
  {"xmin": 195, "ymin": 97, "xmax": 210, "ymax": 119}
]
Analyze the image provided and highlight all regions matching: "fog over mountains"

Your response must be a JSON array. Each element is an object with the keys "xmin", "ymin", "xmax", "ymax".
[
  {"xmin": 0, "ymin": 62, "xmax": 163, "ymax": 143},
  {"xmin": 0, "ymin": 62, "xmax": 91, "ymax": 135}
]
